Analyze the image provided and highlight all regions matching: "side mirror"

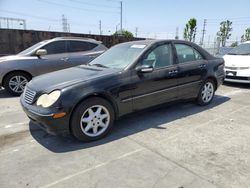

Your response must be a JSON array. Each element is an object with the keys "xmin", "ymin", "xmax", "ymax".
[
  {"xmin": 136, "ymin": 65, "xmax": 154, "ymax": 73},
  {"xmin": 36, "ymin": 49, "xmax": 47, "ymax": 57}
]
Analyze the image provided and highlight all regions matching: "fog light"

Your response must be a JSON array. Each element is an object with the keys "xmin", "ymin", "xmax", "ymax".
[{"xmin": 53, "ymin": 112, "xmax": 66, "ymax": 119}]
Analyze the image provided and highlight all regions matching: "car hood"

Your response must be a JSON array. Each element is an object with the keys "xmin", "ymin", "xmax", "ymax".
[
  {"xmin": 223, "ymin": 54, "xmax": 250, "ymax": 67},
  {"xmin": 27, "ymin": 65, "xmax": 120, "ymax": 92},
  {"xmin": 0, "ymin": 55, "xmax": 32, "ymax": 62}
]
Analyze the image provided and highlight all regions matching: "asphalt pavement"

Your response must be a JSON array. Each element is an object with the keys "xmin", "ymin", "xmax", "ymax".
[{"xmin": 0, "ymin": 83, "xmax": 250, "ymax": 188}]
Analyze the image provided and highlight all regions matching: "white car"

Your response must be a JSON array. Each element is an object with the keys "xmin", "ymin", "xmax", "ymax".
[{"xmin": 223, "ymin": 41, "xmax": 250, "ymax": 83}]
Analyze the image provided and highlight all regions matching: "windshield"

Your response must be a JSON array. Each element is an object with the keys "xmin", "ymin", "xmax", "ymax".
[
  {"xmin": 89, "ymin": 43, "xmax": 147, "ymax": 69},
  {"xmin": 218, "ymin": 47, "xmax": 233, "ymax": 55},
  {"xmin": 18, "ymin": 41, "xmax": 48, "ymax": 55},
  {"xmin": 227, "ymin": 43, "xmax": 250, "ymax": 55}
]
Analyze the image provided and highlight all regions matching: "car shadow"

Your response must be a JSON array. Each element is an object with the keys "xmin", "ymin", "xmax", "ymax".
[
  {"xmin": 0, "ymin": 88, "xmax": 18, "ymax": 98},
  {"xmin": 29, "ymin": 95, "xmax": 230, "ymax": 153},
  {"xmin": 223, "ymin": 82, "xmax": 250, "ymax": 89}
]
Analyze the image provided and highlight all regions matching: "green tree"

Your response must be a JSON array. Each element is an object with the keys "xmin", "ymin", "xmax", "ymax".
[
  {"xmin": 230, "ymin": 41, "xmax": 238, "ymax": 47},
  {"xmin": 241, "ymin": 28, "xmax": 250, "ymax": 42},
  {"xmin": 183, "ymin": 18, "xmax": 197, "ymax": 42},
  {"xmin": 113, "ymin": 30, "xmax": 134, "ymax": 39},
  {"xmin": 217, "ymin": 20, "xmax": 232, "ymax": 47}
]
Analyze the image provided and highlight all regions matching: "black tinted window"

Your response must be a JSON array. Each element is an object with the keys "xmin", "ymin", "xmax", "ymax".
[
  {"xmin": 43, "ymin": 41, "xmax": 67, "ymax": 54},
  {"xmin": 69, "ymin": 41, "xmax": 98, "ymax": 52},
  {"xmin": 175, "ymin": 44, "xmax": 203, "ymax": 63}
]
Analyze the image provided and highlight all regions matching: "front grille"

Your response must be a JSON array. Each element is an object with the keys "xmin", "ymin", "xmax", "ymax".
[
  {"xmin": 225, "ymin": 66, "xmax": 249, "ymax": 70},
  {"xmin": 226, "ymin": 76, "xmax": 250, "ymax": 80},
  {"xmin": 24, "ymin": 88, "xmax": 36, "ymax": 104}
]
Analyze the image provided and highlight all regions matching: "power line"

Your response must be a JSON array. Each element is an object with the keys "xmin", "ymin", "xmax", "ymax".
[
  {"xmin": 0, "ymin": 9, "xmax": 111, "ymax": 28},
  {"xmin": 68, "ymin": 0, "xmax": 119, "ymax": 9},
  {"xmin": 0, "ymin": 17, "xmax": 26, "ymax": 30},
  {"xmin": 37, "ymin": 0, "xmax": 119, "ymax": 14},
  {"xmin": 0, "ymin": 9, "xmax": 60, "ymax": 22}
]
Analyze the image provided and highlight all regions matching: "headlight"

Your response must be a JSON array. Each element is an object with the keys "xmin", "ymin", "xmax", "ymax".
[{"xmin": 36, "ymin": 90, "xmax": 61, "ymax": 108}]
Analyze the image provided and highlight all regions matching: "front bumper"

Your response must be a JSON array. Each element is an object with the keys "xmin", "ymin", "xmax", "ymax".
[
  {"xmin": 20, "ymin": 96, "xmax": 71, "ymax": 136},
  {"xmin": 224, "ymin": 68, "xmax": 250, "ymax": 84}
]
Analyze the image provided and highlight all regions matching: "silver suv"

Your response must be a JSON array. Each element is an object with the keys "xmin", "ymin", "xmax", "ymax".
[{"xmin": 0, "ymin": 37, "xmax": 107, "ymax": 95}]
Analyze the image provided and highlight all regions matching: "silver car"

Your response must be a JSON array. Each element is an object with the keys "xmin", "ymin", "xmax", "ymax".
[{"xmin": 0, "ymin": 37, "xmax": 107, "ymax": 95}]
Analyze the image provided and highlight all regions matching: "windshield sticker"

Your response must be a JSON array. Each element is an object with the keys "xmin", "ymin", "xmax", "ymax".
[{"xmin": 131, "ymin": 44, "xmax": 146, "ymax": 49}]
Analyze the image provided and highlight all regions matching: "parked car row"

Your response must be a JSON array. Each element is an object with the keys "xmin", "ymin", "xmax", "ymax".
[
  {"xmin": 0, "ymin": 37, "xmax": 107, "ymax": 95},
  {"xmin": 19, "ymin": 39, "xmax": 225, "ymax": 141},
  {"xmin": 4, "ymin": 37, "xmax": 250, "ymax": 141}
]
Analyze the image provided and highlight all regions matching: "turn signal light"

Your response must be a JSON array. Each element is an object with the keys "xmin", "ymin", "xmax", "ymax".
[{"xmin": 53, "ymin": 112, "xmax": 66, "ymax": 119}]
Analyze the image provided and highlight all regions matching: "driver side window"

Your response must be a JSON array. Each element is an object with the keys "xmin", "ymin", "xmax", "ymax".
[
  {"xmin": 142, "ymin": 44, "xmax": 173, "ymax": 68},
  {"xmin": 42, "ymin": 41, "xmax": 67, "ymax": 55}
]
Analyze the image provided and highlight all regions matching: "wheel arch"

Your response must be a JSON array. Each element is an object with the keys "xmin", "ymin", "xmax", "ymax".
[
  {"xmin": 2, "ymin": 70, "xmax": 33, "ymax": 86},
  {"xmin": 69, "ymin": 92, "xmax": 119, "ymax": 133},
  {"xmin": 206, "ymin": 76, "xmax": 218, "ymax": 91}
]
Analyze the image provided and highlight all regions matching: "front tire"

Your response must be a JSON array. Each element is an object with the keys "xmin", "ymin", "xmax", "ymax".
[
  {"xmin": 71, "ymin": 97, "xmax": 115, "ymax": 142},
  {"xmin": 3, "ymin": 72, "xmax": 31, "ymax": 96},
  {"xmin": 197, "ymin": 79, "xmax": 215, "ymax": 106}
]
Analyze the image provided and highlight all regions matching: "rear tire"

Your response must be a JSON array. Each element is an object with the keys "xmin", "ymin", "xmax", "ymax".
[
  {"xmin": 3, "ymin": 72, "xmax": 31, "ymax": 96},
  {"xmin": 70, "ymin": 97, "xmax": 115, "ymax": 142},
  {"xmin": 197, "ymin": 79, "xmax": 215, "ymax": 106}
]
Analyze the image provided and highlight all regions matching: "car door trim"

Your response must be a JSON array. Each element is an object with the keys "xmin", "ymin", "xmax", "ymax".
[{"xmin": 121, "ymin": 80, "xmax": 202, "ymax": 103}]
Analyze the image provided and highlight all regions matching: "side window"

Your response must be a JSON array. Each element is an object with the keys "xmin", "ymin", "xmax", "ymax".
[
  {"xmin": 175, "ymin": 44, "xmax": 203, "ymax": 63},
  {"xmin": 69, "ymin": 41, "xmax": 98, "ymax": 52},
  {"xmin": 43, "ymin": 41, "xmax": 67, "ymax": 55},
  {"xmin": 142, "ymin": 44, "xmax": 173, "ymax": 68}
]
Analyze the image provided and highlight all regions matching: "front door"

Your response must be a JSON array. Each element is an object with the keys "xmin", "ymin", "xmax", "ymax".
[
  {"xmin": 36, "ymin": 40, "xmax": 70, "ymax": 75},
  {"xmin": 130, "ymin": 43, "xmax": 179, "ymax": 111}
]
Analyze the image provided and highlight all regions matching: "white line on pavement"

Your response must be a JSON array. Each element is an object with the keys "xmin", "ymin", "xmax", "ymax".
[
  {"xmin": 3, "ymin": 122, "xmax": 28, "ymax": 129},
  {"xmin": 41, "ymin": 148, "xmax": 144, "ymax": 188}
]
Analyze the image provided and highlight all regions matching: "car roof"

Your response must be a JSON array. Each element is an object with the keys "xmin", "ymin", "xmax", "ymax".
[
  {"xmin": 51, "ymin": 37, "xmax": 101, "ymax": 43},
  {"xmin": 118, "ymin": 39, "xmax": 199, "ymax": 46}
]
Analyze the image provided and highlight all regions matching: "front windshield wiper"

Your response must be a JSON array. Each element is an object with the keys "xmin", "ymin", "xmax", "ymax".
[
  {"xmin": 227, "ymin": 53, "xmax": 239, "ymax": 55},
  {"xmin": 89, "ymin": 63, "xmax": 108, "ymax": 68}
]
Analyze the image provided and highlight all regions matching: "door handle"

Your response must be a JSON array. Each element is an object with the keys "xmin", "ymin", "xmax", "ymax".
[
  {"xmin": 61, "ymin": 57, "xmax": 69, "ymax": 62},
  {"xmin": 198, "ymin": 64, "xmax": 206, "ymax": 69},
  {"xmin": 169, "ymin": 70, "xmax": 178, "ymax": 75}
]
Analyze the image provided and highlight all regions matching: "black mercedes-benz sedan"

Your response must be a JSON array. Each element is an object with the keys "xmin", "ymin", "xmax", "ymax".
[{"xmin": 21, "ymin": 40, "xmax": 225, "ymax": 141}]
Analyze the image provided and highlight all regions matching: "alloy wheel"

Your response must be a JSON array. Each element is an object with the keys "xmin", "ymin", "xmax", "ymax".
[
  {"xmin": 80, "ymin": 105, "xmax": 110, "ymax": 137},
  {"xmin": 201, "ymin": 82, "xmax": 214, "ymax": 103},
  {"xmin": 8, "ymin": 76, "xmax": 28, "ymax": 94}
]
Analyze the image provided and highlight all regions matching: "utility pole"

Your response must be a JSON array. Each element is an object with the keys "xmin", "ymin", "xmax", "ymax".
[
  {"xmin": 175, "ymin": 27, "xmax": 179, "ymax": 39},
  {"xmin": 200, "ymin": 19, "xmax": 207, "ymax": 46},
  {"xmin": 99, "ymin": 20, "xmax": 102, "ymax": 35},
  {"xmin": 135, "ymin": 27, "xmax": 138, "ymax": 37},
  {"xmin": 120, "ymin": 1, "xmax": 123, "ymax": 32},
  {"xmin": 207, "ymin": 35, "xmax": 210, "ymax": 47}
]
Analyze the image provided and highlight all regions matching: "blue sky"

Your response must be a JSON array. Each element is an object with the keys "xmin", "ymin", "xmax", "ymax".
[{"xmin": 0, "ymin": 0, "xmax": 250, "ymax": 45}]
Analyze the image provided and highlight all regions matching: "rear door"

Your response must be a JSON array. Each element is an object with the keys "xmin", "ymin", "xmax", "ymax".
[
  {"xmin": 130, "ymin": 43, "xmax": 179, "ymax": 111},
  {"xmin": 36, "ymin": 40, "xmax": 70, "ymax": 75},
  {"xmin": 173, "ymin": 43, "xmax": 208, "ymax": 99},
  {"xmin": 67, "ymin": 40, "xmax": 102, "ymax": 66}
]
